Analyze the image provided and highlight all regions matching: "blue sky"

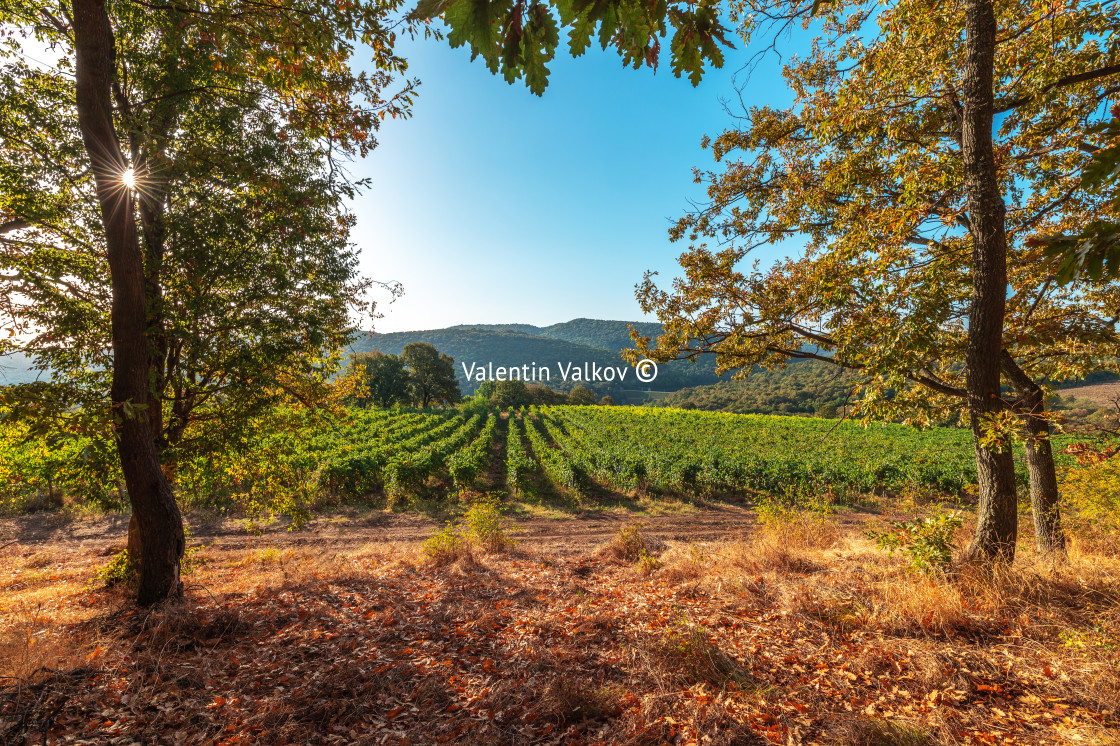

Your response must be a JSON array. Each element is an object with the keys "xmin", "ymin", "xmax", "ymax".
[{"xmin": 348, "ymin": 28, "xmax": 800, "ymax": 333}]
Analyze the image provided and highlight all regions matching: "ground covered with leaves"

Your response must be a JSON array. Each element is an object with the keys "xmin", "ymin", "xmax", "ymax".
[{"xmin": 0, "ymin": 505, "xmax": 1117, "ymax": 745}]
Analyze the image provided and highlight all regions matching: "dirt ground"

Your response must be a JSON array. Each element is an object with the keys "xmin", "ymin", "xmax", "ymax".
[
  {"xmin": 1, "ymin": 501, "xmax": 1117, "ymax": 746},
  {"xmin": 1059, "ymin": 381, "xmax": 1120, "ymax": 407},
  {"xmin": 0, "ymin": 502, "xmax": 762, "ymax": 558}
]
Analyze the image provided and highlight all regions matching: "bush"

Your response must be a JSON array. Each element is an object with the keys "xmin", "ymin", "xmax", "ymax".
[
  {"xmin": 611, "ymin": 521, "xmax": 649, "ymax": 562},
  {"xmin": 866, "ymin": 510, "xmax": 962, "ymax": 575},
  {"xmin": 461, "ymin": 493, "xmax": 517, "ymax": 552},
  {"xmin": 423, "ymin": 523, "xmax": 471, "ymax": 565},
  {"xmin": 96, "ymin": 549, "xmax": 138, "ymax": 589},
  {"xmin": 422, "ymin": 492, "xmax": 516, "ymax": 563},
  {"xmin": 1061, "ymin": 454, "xmax": 1120, "ymax": 555}
]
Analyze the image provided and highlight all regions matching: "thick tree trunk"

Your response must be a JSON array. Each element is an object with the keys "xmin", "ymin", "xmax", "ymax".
[
  {"xmin": 73, "ymin": 0, "xmax": 184, "ymax": 605},
  {"xmin": 1000, "ymin": 352, "xmax": 1066, "ymax": 556},
  {"xmin": 961, "ymin": 0, "xmax": 1018, "ymax": 563}
]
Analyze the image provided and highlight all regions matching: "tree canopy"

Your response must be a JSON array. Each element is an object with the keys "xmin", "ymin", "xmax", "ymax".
[
  {"xmin": 348, "ymin": 351, "xmax": 412, "ymax": 407},
  {"xmin": 402, "ymin": 342, "xmax": 462, "ymax": 407},
  {"xmin": 411, "ymin": 0, "xmax": 734, "ymax": 94},
  {"xmin": 0, "ymin": 0, "xmax": 419, "ymax": 602}
]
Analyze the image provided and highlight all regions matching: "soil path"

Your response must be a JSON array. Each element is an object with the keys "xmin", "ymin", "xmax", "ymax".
[{"xmin": 0, "ymin": 503, "xmax": 759, "ymax": 558}]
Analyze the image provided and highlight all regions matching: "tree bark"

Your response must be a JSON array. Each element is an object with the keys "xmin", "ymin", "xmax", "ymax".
[
  {"xmin": 1001, "ymin": 352, "xmax": 1066, "ymax": 556},
  {"xmin": 961, "ymin": 0, "xmax": 1018, "ymax": 563},
  {"xmin": 72, "ymin": 0, "xmax": 184, "ymax": 605}
]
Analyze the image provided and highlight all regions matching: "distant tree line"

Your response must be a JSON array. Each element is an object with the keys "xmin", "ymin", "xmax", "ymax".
[
  {"xmin": 658, "ymin": 362, "xmax": 1119, "ymax": 430},
  {"xmin": 657, "ymin": 362, "xmax": 857, "ymax": 418},
  {"xmin": 346, "ymin": 344, "xmax": 621, "ymax": 410},
  {"xmin": 463, "ymin": 381, "xmax": 612, "ymax": 412}
]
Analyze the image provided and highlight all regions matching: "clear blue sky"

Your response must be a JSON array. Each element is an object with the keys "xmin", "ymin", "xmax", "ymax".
[{"xmin": 348, "ymin": 29, "xmax": 800, "ymax": 333}]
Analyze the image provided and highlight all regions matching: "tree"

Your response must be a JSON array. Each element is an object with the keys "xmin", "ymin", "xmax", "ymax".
[
  {"xmin": 599, "ymin": 395, "xmax": 616, "ymax": 406},
  {"xmin": 1, "ymin": 0, "xmax": 417, "ymax": 603},
  {"xmin": 568, "ymin": 385, "xmax": 596, "ymax": 405},
  {"xmin": 347, "ymin": 352, "xmax": 411, "ymax": 408},
  {"xmin": 527, "ymin": 383, "xmax": 568, "ymax": 405},
  {"xmin": 627, "ymin": 0, "xmax": 1120, "ymax": 560},
  {"xmin": 401, "ymin": 343, "xmax": 461, "ymax": 407},
  {"xmin": 490, "ymin": 380, "xmax": 533, "ymax": 409},
  {"xmin": 475, "ymin": 380, "xmax": 500, "ymax": 401}
]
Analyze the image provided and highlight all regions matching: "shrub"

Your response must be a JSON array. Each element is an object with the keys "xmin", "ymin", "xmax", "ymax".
[
  {"xmin": 423, "ymin": 492, "xmax": 516, "ymax": 563},
  {"xmin": 461, "ymin": 492, "xmax": 517, "ymax": 553},
  {"xmin": 423, "ymin": 522, "xmax": 471, "ymax": 564},
  {"xmin": 1061, "ymin": 454, "xmax": 1120, "ymax": 555},
  {"xmin": 637, "ymin": 551, "xmax": 662, "ymax": 574},
  {"xmin": 866, "ymin": 510, "xmax": 962, "ymax": 575},
  {"xmin": 96, "ymin": 549, "xmax": 138, "ymax": 589},
  {"xmin": 609, "ymin": 521, "xmax": 650, "ymax": 562}
]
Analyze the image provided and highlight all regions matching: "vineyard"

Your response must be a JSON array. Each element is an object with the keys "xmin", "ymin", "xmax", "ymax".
[
  {"xmin": 3, "ymin": 405, "xmax": 1095, "ymax": 518},
  {"xmin": 3, "ymin": 405, "xmax": 1092, "ymax": 517},
  {"xmin": 320, "ymin": 406, "xmax": 1095, "ymax": 505}
]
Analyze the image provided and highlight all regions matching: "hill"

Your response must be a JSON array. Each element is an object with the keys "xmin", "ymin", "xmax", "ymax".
[
  {"xmin": 446, "ymin": 318, "xmax": 664, "ymax": 352},
  {"xmin": 652, "ymin": 361, "xmax": 859, "ymax": 417},
  {"xmin": 351, "ymin": 320, "xmax": 720, "ymax": 398},
  {"xmin": 535, "ymin": 318, "xmax": 664, "ymax": 352}
]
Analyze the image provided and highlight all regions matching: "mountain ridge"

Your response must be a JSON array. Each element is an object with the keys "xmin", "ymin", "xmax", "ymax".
[{"xmin": 350, "ymin": 318, "xmax": 720, "ymax": 397}]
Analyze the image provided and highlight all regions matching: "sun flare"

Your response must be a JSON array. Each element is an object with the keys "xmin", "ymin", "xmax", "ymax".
[{"xmin": 121, "ymin": 168, "xmax": 136, "ymax": 188}]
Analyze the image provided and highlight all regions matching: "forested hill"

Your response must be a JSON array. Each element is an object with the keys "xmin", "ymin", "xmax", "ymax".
[
  {"xmin": 446, "ymin": 318, "xmax": 665, "ymax": 353},
  {"xmin": 653, "ymin": 361, "xmax": 860, "ymax": 417},
  {"xmin": 349, "ymin": 319, "xmax": 720, "ymax": 397}
]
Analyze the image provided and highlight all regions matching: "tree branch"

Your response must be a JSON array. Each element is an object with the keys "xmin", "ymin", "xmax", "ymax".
[{"xmin": 997, "ymin": 63, "xmax": 1120, "ymax": 113}]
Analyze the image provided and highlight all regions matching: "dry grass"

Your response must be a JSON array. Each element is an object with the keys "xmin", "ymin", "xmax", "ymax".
[
  {"xmin": 756, "ymin": 504, "xmax": 843, "ymax": 550},
  {"xmin": 0, "ymin": 604, "xmax": 87, "ymax": 682},
  {"xmin": 646, "ymin": 623, "xmax": 754, "ymax": 689},
  {"xmin": 595, "ymin": 520, "xmax": 666, "ymax": 564},
  {"xmin": 1069, "ymin": 525, "xmax": 1120, "ymax": 559},
  {"xmin": 834, "ymin": 717, "xmax": 939, "ymax": 746},
  {"xmin": 724, "ymin": 538, "xmax": 825, "ymax": 575},
  {"xmin": 659, "ymin": 542, "xmax": 707, "ymax": 582},
  {"xmin": 694, "ymin": 514, "xmax": 1120, "ymax": 722},
  {"xmin": 0, "ymin": 503, "xmax": 1118, "ymax": 744},
  {"xmin": 522, "ymin": 676, "xmax": 625, "ymax": 725}
]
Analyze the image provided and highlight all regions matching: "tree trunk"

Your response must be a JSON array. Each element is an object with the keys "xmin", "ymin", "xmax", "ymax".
[
  {"xmin": 1001, "ymin": 352, "xmax": 1066, "ymax": 556},
  {"xmin": 961, "ymin": 0, "xmax": 1018, "ymax": 563},
  {"xmin": 73, "ymin": 0, "xmax": 184, "ymax": 605}
]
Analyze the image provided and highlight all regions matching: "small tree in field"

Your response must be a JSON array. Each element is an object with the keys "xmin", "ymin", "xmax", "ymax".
[
  {"xmin": 402, "ymin": 343, "xmax": 462, "ymax": 408},
  {"xmin": 348, "ymin": 352, "xmax": 411, "ymax": 408},
  {"xmin": 491, "ymin": 380, "xmax": 533, "ymax": 409},
  {"xmin": 568, "ymin": 385, "xmax": 597, "ymax": 405}
]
